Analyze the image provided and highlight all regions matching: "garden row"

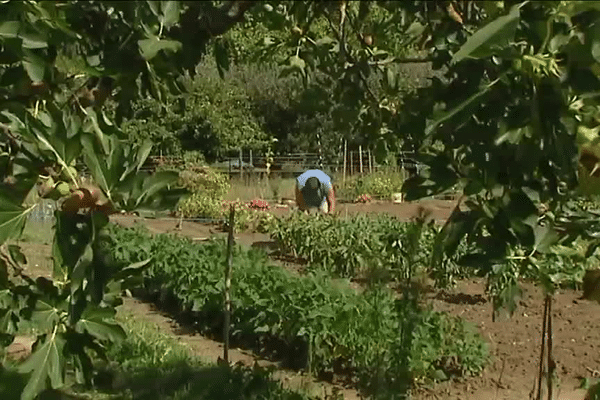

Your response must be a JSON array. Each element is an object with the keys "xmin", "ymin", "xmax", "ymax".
[
  {"xmin": 268, "ymin": 212, "xmax": 473, "ymax": 286},
  {"xmin": 267, "ymin": 212, "xmax": 599, "ymax": 294},
  {"xmin": 105, "ymin": 223, "xmax": 489, "ymax": 396}
]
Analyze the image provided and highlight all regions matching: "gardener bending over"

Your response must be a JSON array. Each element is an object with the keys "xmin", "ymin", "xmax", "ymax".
[{"xmin": 295, "ymin": 169, "xmax": 336, "ymax": 214}]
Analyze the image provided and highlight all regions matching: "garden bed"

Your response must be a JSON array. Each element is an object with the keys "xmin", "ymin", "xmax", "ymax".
[{"xmin": 105, "ymin": 223, "xmax": 490, "ymax": 396}]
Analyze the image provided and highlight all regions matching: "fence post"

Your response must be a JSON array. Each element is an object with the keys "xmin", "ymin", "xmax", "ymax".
[
  {"xmin": 239, "ymin": 148, "xmax": 243, "ymax": 182},
  {"xmin": 359, "ymin": 145, "xmax": 363, "ymax": 174},
  {"xmin": 249, "ymin": 149, "xmax": 253, "ymax": 185},
  {"xmin": 350, "ymin": 150, "xmax": 353, "ymax": 176},
  {"xmin": 368, "ymin": 149, "xmax": 373, "ymax": 173},
  {"xmin": 343, "ymin": 140, "xmax": 347, "ymax": 184}
]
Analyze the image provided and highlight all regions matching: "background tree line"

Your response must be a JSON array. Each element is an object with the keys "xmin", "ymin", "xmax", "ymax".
[{"xmin": 111, "ymin": 5, "xmax": 438, "ymax": 165}]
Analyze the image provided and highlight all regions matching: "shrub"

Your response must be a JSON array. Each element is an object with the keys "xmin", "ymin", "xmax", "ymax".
[
  {"xmin": 336, "ymin": 170, "xmax": 404, "ymax": 201},
  {"xmin": 157, "ymin": 161, "xmax": 231, "ymax": 219},
  {"xmin": 220, "ymin": 199, "xmax": 275, "ymax": 233}
]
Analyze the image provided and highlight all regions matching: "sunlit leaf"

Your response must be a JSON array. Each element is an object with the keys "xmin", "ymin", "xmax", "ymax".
[
  {"xmin": 83, "ymin": 108, "xmax": 110, "ymax": 155},
  {"xmin": 138, "ymin": 37, "xmax": 182, "ymax": 60},
  {"xmin": 0, "ymin": 193, "xmax": 34, "ymax": 245},
  {"xmin": 0, "ymin": 21, "xmax": 20, "ymax": 38},
  {"xmin": 18, "ymin": 330, "xmax": 67, "ymax": 400},
  {"xmin": 532, "ymin": 225, "xmax": 559, "ymax": 254},
  {"xmin": 81, "ymin": 134, "xmax": 110, "ymax": 194},
  {"xmin": 22, "ymin": 50, "xmax": 46, "ymax": 82},
  {"xmin": 452, "ymin": 3, "xmax": 521, "ymax": 63},
  {"xmin": 75, "ymin": 306, "xmax": 126, "ymax": 342},
  {"xmin": 30, "ymin": 300, "xmax": 63, "ymax": 332},
  {"xmin": 160, "ymin": 1, "xmax": 180, "ymax": 28}
]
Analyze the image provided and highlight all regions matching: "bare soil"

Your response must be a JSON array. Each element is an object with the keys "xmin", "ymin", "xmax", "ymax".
[{"xmin": 10, "ymin": 199, "xmax": 599, "ymax": 400}]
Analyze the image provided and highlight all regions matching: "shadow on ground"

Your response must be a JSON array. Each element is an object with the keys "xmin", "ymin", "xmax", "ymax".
[
  {"xmin": 95, "ymin": 361, "xmax": 306, "ymax": 400},
  {"xmin": 434, "ymin": 291, "xmax": 487, "ymax": 305},
  {"xmin": 0, "ymin": 361, "xmax": 314, "ymax": 400}
]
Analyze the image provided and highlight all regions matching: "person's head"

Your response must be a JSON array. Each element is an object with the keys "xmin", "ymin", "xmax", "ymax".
[{"xmin": 302, "ymin": 176, "xmax": 324, "ymax": 206}]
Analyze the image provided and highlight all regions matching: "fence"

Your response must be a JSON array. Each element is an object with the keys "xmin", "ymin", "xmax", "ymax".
[
  {"xmin": 28, "ymin": 199, "xmax": 57, "ymax": 223},
  {"xmin": 190, "ymin": 150, "xmax": 421, "ymax": 182},
  {"xmin": 74, "ymin": 149, "xmax": 459, "ymax": 202}
]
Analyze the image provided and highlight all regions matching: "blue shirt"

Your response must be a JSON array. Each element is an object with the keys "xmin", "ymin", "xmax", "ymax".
[{"xmin": 296, "ymin": 169, "xmax": 332, "ymax": 191}]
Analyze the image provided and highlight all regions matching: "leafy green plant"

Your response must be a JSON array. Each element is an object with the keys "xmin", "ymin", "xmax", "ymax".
[
  {"xmin": 336, "ymin": 170, "xmax": 405, "ymax": 201},
  {"xmin": 157, "ymin": 161, "xmax": 230, "ymax": 219},
  {"xmin": 104, "ymin": 223, "xmax": 489, "ymax": 394},
  {"xmin": 0, "ymin": 122, "xmax": 183, "ymax": 399},
  {"xmin": 268, "ymin": 212, "xmax": 473, "ymax": 284}
]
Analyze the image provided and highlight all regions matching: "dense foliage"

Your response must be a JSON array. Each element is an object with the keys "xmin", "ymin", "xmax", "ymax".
[
  {"xmin": 106, "ymin": 223, "xmax": 489, "ymax": 394},
  {"xmin": 270, "ymin": 212, "xmax": 600, "ymax": 298},
  {"xmin": 269, "ymin": 212, "xmax": 472, "ymax": 285},
  {"xmin": 335, "ymin": 169, "xmax": 406, "ymax": 201}
]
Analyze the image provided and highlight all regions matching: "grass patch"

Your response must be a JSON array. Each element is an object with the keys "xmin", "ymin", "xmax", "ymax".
[
  {"xmin": 92, "ymin": 310, "xmax": 320, "ymax": 400},
  {"xmin": 0, "ymin": 310, "xmax": 325, "ymax": 400},
  {"xmin": 226, "ymin": 177, "xmax": 296, "ymax": 202}
]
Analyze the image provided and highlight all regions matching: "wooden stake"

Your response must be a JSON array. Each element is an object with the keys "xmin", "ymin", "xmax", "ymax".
[
  {"xmin": 249, "ymin": 149, "xmax": 253, "ymax": 186},
  {"xmin": 359, "ymin": 145, "xmax": 363, "ymax": 174},
  {"xmin": 343, "ymin": 140, "xmax": 347, "ymax": 184},
  {"xmin": 223, "ymin": 205, "xmax": 235, "ymax": 364},
  {"xmin": 239, "ymin": 148, "xmax": 243, "ymax": 182},
  {"xmin": 546, "ymin": 296, "xmax": 554, "ymax": 400}
]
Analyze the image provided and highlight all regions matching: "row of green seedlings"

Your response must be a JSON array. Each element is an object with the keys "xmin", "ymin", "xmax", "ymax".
[
  {"xmin": 268, "ymin": 213, "xmax": 600, "ymax": 291},
  {"xmin": 268, "ymin": 212, "xmax": 473, "ymax": 286},
  {"xmin": 105, "ymin": 223, "xmax": 489, "ymax": 395}
]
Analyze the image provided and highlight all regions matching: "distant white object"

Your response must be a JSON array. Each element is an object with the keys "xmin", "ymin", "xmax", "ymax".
[{"xmin": 392, "ymin": 193, "xmax": 404, "ymax": 203}]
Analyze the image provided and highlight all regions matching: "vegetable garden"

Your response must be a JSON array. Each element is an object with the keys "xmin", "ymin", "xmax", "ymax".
[{"xmin": 3, "ymin": 1, "xmax": 600, "ymax": 399}]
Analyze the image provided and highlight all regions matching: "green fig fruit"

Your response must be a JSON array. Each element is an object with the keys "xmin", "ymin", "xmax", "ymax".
[
  {"xmin": 55, "ymin": 181, "xmax": 71, "ymax": 197},
  {"xmin": 61, "ymin": 165, "xmax": 78, "ymax": 181}
]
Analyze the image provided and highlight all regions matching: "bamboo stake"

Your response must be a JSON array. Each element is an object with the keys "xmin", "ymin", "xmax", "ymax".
[
  {"xmin": 239, "ymin": 148, "xmax": 244, "ymax": 182},
  {"xmin": 343, "ymin": 140, "xmax": 347, "ymax": 184},
  {"xmin": 223, "ymin": 205, "xmax": 235, "ymax": 364},
  {"xmin": 359, "ymin": 145, "xmax": 363, "ymax": 174}
]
